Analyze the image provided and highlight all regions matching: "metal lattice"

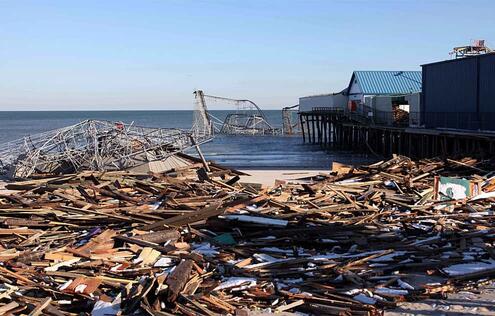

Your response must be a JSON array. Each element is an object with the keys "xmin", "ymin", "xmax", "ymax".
[
  {"xmin": 0, "ymin": 116, "xmax": 213, "ymax": 179},
  {"xmin": 194, "ymin": 90, "xmax": 281, "ymax": 136}
]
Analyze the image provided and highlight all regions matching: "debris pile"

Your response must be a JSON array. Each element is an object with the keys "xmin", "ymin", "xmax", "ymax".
[
  {"xmin": 1, "ymin": 155, "xmax": 495, "ymax": 315},
  {"xmin": 0, "ymin": 118, "xmax": 213, "ymax": 179}
]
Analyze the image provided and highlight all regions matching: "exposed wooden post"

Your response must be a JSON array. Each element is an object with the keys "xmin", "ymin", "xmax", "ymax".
[{"xmin": 300, "ymin": 114, "xmax": 306, "ymax": 143}]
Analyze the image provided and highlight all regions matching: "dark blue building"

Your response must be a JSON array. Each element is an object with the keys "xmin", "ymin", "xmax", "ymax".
[{"xmin": 421, "ymin": 53, "xmax": 495, "ymax": 131}]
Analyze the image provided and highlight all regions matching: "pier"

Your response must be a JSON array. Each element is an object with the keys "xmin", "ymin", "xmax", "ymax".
[{"xmin": 300, "ymin": 108, "xmax": 495, "ymax": 159}]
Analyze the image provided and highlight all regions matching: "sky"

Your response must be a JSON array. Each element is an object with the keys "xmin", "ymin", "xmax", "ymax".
[{"xmin": 0, "ymin": 0, "xmax": 494, "ymax": 110}]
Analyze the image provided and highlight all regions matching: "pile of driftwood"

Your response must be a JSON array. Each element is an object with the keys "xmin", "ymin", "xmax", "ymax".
[{"xmin": 1, "ymin": 155, "xmax": 495, "ymax": 315}]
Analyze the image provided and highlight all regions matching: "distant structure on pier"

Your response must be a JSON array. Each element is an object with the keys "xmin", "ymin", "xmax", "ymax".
[
  {"xmin": 450, "ymin": 39, "xmax": 492, "ymax": 59},
  {"xmin": 298, "ymin": 70, "xmax": 422, "ymax": 127},
  {"xmin": 422, "ymin": 51, "xmax": 495, "ymax": 130},
  {"xmin": 294, "ymin": 40, "xmax": 495, "ymax": 159}
]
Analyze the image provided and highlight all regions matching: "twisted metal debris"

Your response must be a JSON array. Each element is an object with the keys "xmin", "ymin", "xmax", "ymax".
[
  {"xmin": 194, "ymin": 90, "xmax": 281, "ymax": 136},
  {"xmin": 0, "ymin": 117, "xmax": 212, "ymax": 179}
]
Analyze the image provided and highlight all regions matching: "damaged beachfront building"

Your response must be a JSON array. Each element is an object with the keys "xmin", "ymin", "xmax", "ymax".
[
  {"xmin": 299, "ymin": 70, "xmax": 422, "ymax": 127},
  {"xmin": 298, "ymin": 48, "xmax": 495, "ymax": 158}
]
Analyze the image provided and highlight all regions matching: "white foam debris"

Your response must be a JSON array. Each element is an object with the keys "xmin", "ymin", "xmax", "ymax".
[
  {"xmin": 241, "ymin": 253, "xmax": 290, "ymax": 269},
  {"xmin": 58, "ymin": 279, "xmax": 73, "ymax": 291},
  {"xmin": 221, "ymin": 215, "xmax": 288, "ymax": 227},
  {"xmin": 191, "ymin": 243, "xmax": 219, "ymax": 256},
  {"xmin": 345, "ymin": 289, "xmax": 362, "ymax": 295},
  {"xmin": 371, "ymin": 251, "xmax": 407, "ymax": 263},
  {"xmin": 259, "ymin": 247, "xmax": 293, "ymax": 254},
  {"xmin": 214, "ymin": 277, "xmax": 257, "ymax": 291},
  {"xmin": 153, "ymin": 257, "xmax": 174, "ymax": 267},
  {"xmin": 246, "ymin": 205, "xmax": 258, "ymax": 211},
  {"xmin": 470, "ymin": 191, "xmax": 495, "ymax": 201},
  {"xmin": 319, "ymin": 239, "xmax": 338, "ymax": 243},
  {"xmin": 150, "ymin": 202, "xmax": 161, "ymax": 210},
  {"xmin": 410, "ymin": 234, "xmax": 440, "ymax": 246},
  {"xmin": 398, "ymin": 279, "xmax": 415, "ymax": 290},
  {"xmin": 310, "ymin": 250, "xmax": 386, "ymax": 261},
  {"xmin": 256, "ymin": 236, "xmax": 277, "ymax": 240},
  {"xmin": 336, "ymin": 178, "xmax": 362, "ymax": 184},
  {"xmin": 442, "ymin": 260, "xmax": 495, "ymax": 276},
  {"xmin": 468, "ymin": 210, "xmax": 494, "ymax": 217},
  {"xmin": 44, "ymin": 258, "xmax": 81, "ymax": 272},
  {"xmin": 91, "ymin": 295, "xmax": 121, "ymax": 316},
  {"xmin": 91, "ymin": 300, "xmax": 120, "ymax": 316},
  {"xmin": 74, "ymin": 284, "xmax": 88, "ymax": 293},
  {"xmin": 353, "ymin": 293, "xmax": 376, "ymax": 305},
  {"xmin": 374, "ymin": 287, "xmax": 409, "ymax": 296}
]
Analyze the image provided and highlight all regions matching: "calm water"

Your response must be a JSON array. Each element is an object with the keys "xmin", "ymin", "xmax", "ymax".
[{"xmin": 0, "ymin": 111, "xmax": 370, "ymax": 169}]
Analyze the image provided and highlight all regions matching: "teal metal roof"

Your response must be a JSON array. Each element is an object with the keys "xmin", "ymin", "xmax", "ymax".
[{"xmin": 349, "ymin": 71, "xmax": 422, "ymax": 95}]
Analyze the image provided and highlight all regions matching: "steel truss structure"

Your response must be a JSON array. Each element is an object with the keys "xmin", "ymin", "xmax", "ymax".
[
  {"xmin": 282, "ymin": 104, "xmax": 301, "ymax": 135},
  {"xmin": 0, "ymin": 119, "xmax": 212, "ymax": 179},
  {"xmin": 194, "ymin": 90, "xmax": 281, "ymax": 136}
]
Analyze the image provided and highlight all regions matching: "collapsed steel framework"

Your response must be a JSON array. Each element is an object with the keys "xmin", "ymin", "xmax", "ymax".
[
  {"xmin": 194, "ymin": 90, "xmax": 281, "ymax": 136},
  {"xmin": 0, "ymin": 115, "xmax": 212, "ymax": 179},
  {"xmin": 282, "ymin": 104, "xmax": 301, "ymax": 135}
]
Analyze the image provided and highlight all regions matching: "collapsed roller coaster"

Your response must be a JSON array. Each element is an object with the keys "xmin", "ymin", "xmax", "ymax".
[
  {"xmin": 0, "ymin": 104, "xmax": 213, "ymax": 179},
  {"xmin": 193, "ymin": 90, "xmax": 281, "ymax": 136}
]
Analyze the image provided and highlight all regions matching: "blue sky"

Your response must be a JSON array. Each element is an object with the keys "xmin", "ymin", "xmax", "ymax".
[{"xmin": 0, "ymin": 0, "xmax": 494, "ymax": 110}]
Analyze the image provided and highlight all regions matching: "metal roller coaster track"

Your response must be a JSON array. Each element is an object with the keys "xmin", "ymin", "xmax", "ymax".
[
  {"xmin": 1, "ymin": 104, "xmax": 212, "ymax": 179},
  {"xmin": 193, "ymin": 90, "xmax": 281, "ymax": 136}
]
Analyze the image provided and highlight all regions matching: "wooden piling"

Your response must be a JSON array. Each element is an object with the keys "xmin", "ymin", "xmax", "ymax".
[{"xmin": 298, "ymin": 110, "xmax": 495, "ymax": 159}]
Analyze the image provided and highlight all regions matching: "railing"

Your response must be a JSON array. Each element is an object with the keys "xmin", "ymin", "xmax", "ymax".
[
  {"xmin": 308, "ymin": 107, "xmax": 495, "ymax": 132},
  {"xmin": 310, "ymin": 105, "xmax": 419, "ymax": 128},
  {"xmin": 311, "ymin": 107, "xmax": 345, "ymax": 113}
]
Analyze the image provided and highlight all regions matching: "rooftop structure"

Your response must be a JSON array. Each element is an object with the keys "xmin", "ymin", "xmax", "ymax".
[
  {"xmin": 422, "ymin": 52, "xmax": 495, "ymax": 131},
  {"xmin": 347, "ymin": 71, "xmax": 422, "ymax": 101},
  {"xmin": 450, "ymin": 39, "xmax": 492, "ymax": 59}
]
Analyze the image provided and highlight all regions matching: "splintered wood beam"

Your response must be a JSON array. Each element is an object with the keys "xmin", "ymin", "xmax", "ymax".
[{"xmin": 166, "ymin": 259, "xmax": 193, "ymax": 302}]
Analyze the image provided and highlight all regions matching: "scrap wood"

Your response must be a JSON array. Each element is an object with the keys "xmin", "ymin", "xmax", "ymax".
[
  {"xmin": 0, "ymin": 155, "xmax": 494, "ymax": 315},
  {"xmin": 0, "ymin": 302, "xmax": 20, "ymax": 314},
  {"xmin": 27, "ymin": 297, "xmax": 52, "ymax": 316},
  {"xmin": 166, "ymin": 259, "xmax": 194, "ymax": 302}
]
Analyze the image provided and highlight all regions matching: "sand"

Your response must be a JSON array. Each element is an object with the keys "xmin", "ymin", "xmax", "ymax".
[{"xmin": 387, "ymin": 282, "xmax": 495, "ymax": 315}]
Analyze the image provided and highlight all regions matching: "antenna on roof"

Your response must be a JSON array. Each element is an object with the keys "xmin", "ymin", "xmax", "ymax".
[{"xmin": 393, "ymin": 71, "xmax": 422, "ymax": 87}]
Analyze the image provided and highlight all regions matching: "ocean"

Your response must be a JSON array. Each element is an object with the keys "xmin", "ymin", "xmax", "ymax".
[{"xmin": 0, "ymin": 110, "xmax": 371, "ymax": 169}]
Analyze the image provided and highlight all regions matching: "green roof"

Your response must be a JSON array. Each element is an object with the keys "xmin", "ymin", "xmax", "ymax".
[{"xmin": 349, "ymin": 71, "xmax": 422, "ymax": 95}]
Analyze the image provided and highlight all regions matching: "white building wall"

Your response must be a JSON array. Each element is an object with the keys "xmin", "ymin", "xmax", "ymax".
[
  {"xmin": 406, "ymin": 92, "xmax": 421, "ymax": 126},
  {"xmin": 299, "ymin": 93, "xmax": 348, "ymax": 112},
  {"xmin": 374, "ymin": 96, "xmax": 393, "ymax": 112},
  {"xmin": 348, "ymin": 78, "xmax": 363, "ymax": 102},
  {"xmin": 405, "ymin": 93, "xmax": 420, "ymax": 112},
  {"xmin": 364, "ymin": 96, "xmax": 393, "ymax": 125}
]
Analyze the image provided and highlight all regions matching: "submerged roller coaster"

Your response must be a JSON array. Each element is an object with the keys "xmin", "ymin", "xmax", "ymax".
[
  {"xmin": 0, "ymin": 90, "xmax": 290, "ymax": 179},
  {"xmin": 194, "ymin": 90, "xmax": 281, "ymax": 136}
]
